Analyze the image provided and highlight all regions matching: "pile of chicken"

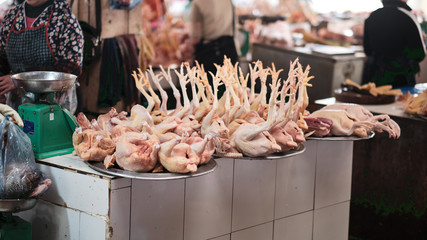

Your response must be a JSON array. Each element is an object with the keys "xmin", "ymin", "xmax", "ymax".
[
  {"xmin": 344, "ymin": 79, "xmax": 403, "ymax": 97},
  {"xmin": 304, "ymin": 103, "xmax": 401, "ymax": 139},
  {"xmin": 72, "ymin": 58, "xmax": 313, "ymax": 173},
  {"xmin": 400, "ymin": 89, "xmax": 427, "ymax": 116}
]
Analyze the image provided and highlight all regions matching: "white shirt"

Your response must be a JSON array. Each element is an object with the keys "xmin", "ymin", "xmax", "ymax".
[{"xmin": 190, "ymin": 0, "xmax": 235, "ymax": 42}]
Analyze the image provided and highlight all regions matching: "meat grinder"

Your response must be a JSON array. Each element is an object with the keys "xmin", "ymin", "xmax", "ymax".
[
  {"xmin": 0, "ymin": 199, "xmax": 37, "ymax": 240},
  {"xmin": 11, "ymin": 71, "xmax": 78, "ymax": 159}
]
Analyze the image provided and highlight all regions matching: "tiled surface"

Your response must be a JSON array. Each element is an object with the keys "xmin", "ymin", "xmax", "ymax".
[
  {"xmin": 274, "ymin": 211, "xmax": 313, "ymax": 240},
  {"xmin": 210, "ymin": 235, "xmax": 231, "ymax": 240},
  {"xmin": 130, "ymin": 179, "xmax": 185, "ymax": 240},
  {"xmin": 37, "ymin": 154, "xmax": 113, "ymax": 178},
  {"xmin": 232, "ymin": 159, "xmax": 276, "ymax": 231},
  {"xmin": 38, "ymin": 163, "xmax": 110, "ymax": 216},
  {"xmin": 184, "ymin": 158, "xmax": 234, "ymax": 240},
  {"xmin": 231, "ymin": 222, "xmax": 274, "ymax": 240},
  {"xmin": 275, "ymin": 141, "xmax": 316, "ymax": 219},
  {"xmin": 17, "ymin": 200, "xmax": 80, "ymax": 240},
  {"xmin": 313, "ymin": 201, "xmax": 350, "ymax": 240},
  {"xmin": 80, "ymin": 211, "xmax": 108, "ymax": 240},
  {"xmin": 314, "ymin": 141, "xmax": 353, "ymax": 209},
  {"xmin": 22, "ymin": 140, "xmax": 354, "ymax": 240},
  {"xmin": 110, "ymin": 187, "xmax": 131, "ymax": 240}
]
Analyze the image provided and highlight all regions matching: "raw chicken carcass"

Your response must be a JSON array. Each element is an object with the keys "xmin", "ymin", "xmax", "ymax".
[
  {"xmin": 72, "ymin": 128, "xmax": 116, "ymax": 161},
  {"xmin": 97, "ymin": 108, "xmax": 128, "ymax": 132},
  {"xmin": 73, "ymin": 112, "xmax": 115, "ymax": 161},
  {"xmin": 402, "ymin": 89, "xmax": 427, "ymax": 115},
  {"xmin": 307, "ymin": 109, "xmax": 374, "ymax": 138},
  {"xmin": 182, "ymin": 133, "xmax": 215, "ymax": 164},
  {"xmin": 111, "ymin": 104, "xmax": 154, "ymax": 131},
  {"xmin": 158, "ymin": 137, "xmax": 199, "ymax": 173},
  {"xmin": 72, "ymin": 58, "xmax": 320, "ymax": 171},
  {"xmin": 114, "ymin": 132, "xmax": 160, "ymax": 172},
  {"xmin": 231, "ymin": 81, "xmax": 281, "ymax": 157},
  {"xmin": 318, "ymin": 103, "xmax": 400, "ymax": 138},
  {"xmin": 270, "ymin": 125, "xmax": 298, "ymax": 151},
  {"xmin": 284, "ymin": 120, "xmax": 306, "ymax": 144},
  {"xmin": 304, "ymin": 117, "xmax": 333, "ymax": 137}
]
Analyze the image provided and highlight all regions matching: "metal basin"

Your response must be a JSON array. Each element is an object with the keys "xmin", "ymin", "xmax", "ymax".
[{"xmin": 11, "ymin": 71, "xmax": 77, "ymax": 93}]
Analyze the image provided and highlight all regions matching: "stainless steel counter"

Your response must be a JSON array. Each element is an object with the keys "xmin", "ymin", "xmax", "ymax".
[
  {"xmin": 252, "ymin": 43, "xmax": 366, "ymax": 102},
  {"xmin": 314, "ymin": 89, "xmax": 427, "ymax": 239},
  {"xmin": 315, "ymin": 82, "xmax": 427, "ymax": 121}
]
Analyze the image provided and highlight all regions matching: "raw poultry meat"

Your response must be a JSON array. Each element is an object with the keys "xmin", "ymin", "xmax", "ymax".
[
  {"xmin": 305, "ymin": 103, "xmax": 400, "ymax": 139},
  {"xmin": 307, "ymin": 109, "xmax": 370, "ymax": 137},
  {"xmin": 72, "ymin": 113, "xmax": 115, "ymax": 161},
  {"xmin": 97, "ymin": 108, "xmax": 128, "ymax": 132},
  {"xmin": 182, "ymin": 133, "xmax": 215, "ymax": 165},
  {"xmin": 114, "ymin": 132, "xmax": 160, "ymax": 172},
  {"xmin": 303, "ymin": 117, "xmax": 333, "ymax": 137},
  {"xmin": 231, "ymin": 76, "xmax": 282, "ymax": 157},
  {"xmin": 72, "ymin": 54, "xmax": 403, "ymax": 171},
  {"xmin": 158, "ymin": 137, "xmax": 199, "ymax": 173},
  {"xmin": 401, "ymin": 89, "xmax": 427, "ymax": 116},
  {"xmin": 73, "ymin": 57, "xmax": 319, "ymax": 172}
]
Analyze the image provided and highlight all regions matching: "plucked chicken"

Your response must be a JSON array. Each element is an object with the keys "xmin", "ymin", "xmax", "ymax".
[
  {"xmin": 305, "ymin": 103, "xmax": 400, "ymax": 138},
  {"xmin": 75, "ymin": 56, "xmax": 399, "ymax": 173}
]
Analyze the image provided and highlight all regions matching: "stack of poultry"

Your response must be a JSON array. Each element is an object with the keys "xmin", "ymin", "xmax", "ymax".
[
  {"xmin": 401, "ymin": 89, "xmax": 427, "ymax": 116},
  {"xmin": 304, "ymin": 103, "xmax": 401, "ymax": 139},
  {"xmin": 73, "ymin": 58, "xmax": 313, "ymax": 173}
]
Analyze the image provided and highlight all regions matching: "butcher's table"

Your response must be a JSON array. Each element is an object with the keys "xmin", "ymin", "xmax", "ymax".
[
  {"xmin": 315, "ymin": 91, "xmax": 427, "ymax": 239},
  {"xmin": 16, "ymin": 137, "xmax": 357, "ymax": 240}
]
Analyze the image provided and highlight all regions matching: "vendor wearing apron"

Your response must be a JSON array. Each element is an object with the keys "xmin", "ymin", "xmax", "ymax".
[{"xmin": 0, "ymin": 0, "xmax": 83, "ymax": 113}]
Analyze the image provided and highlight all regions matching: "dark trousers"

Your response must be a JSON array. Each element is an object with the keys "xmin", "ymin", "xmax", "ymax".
[{"xmin": 194, "ymin": 36, "xmax": 238, "ymax": 97}]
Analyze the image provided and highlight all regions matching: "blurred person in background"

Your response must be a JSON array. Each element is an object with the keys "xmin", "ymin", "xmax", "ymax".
[
  {"xmin": 362, "ymin": 0, "xmax": 426, "ymax": 88},
  {"xmin": 190, "ymin": 0, "xmax": 239, "ymax": 78}
]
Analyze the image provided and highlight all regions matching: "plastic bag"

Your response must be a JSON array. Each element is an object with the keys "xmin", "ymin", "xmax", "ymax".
[{"xmin": 0, "ymin": 116, "xmax": 49, "ymax": 199}]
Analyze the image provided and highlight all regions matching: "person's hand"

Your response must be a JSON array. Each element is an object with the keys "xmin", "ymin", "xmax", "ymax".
[
  {"xmin": 0, "ymin": 75, "xmax": 16, "ymax": 96},
  {"xmin": 0, "ymin": 103, "xmax": 23, "ymax": 127}
]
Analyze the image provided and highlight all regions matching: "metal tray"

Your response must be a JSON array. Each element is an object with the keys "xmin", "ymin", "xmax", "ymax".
[
  {"xmin": 85, "ymin": 159, "xmax": 217, "ymax": 180},
  {"xmin": 214, "ymin": 144, "xmax": 305, "ymax": 160},
  {"xmin": 11, "ymin": 71, "xmax": 77, "ymax": 93},
  {"xmin": 0, "ymin": 199, "xmax": 37, "ymax": 213},
  {"xmin": 307, "ymin": 131, "xmax": 375, "ymax": 141},
  {"xmin": 334, "ymin": 89, "xmax": 396, "ymax": 105}
]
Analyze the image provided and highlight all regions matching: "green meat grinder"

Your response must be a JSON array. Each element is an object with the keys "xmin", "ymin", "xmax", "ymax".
[
  {"xmin": 11, "ymin": 71, "xmax": 78, "ymax": 159},
  {"xmin": 0, "ymin": 199, "xmax": 37, "ymax": 240}
]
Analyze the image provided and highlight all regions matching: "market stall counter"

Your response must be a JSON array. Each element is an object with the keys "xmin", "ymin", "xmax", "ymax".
[
  {"xmin": 16, "ymin": 140, "xmax": 356, "ymax": 240},
  {"xmin": 252, "ymin": 42, "xmax": 366, "ymax": 102},
  {"xmin": 315, "ymin": 87, "xmax": 427, "ymax": 239}
]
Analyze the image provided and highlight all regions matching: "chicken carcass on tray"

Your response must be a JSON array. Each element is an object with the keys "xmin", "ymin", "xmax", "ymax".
[
  {"xmin": 73, "ymin": 57, "xmax": 319, "ymax": 172},
  {"xmin": 401, "ymin": 89, "xmax": 427, "ymax": 116},
  {"xmin": 305, "ymin": 103, "xmax": 400, "ymax": 139}
]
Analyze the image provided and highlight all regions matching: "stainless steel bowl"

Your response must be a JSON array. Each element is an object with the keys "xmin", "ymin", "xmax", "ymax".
[{"xmin": 11, "ymin": 71, "xmax": 77, "ymax": 93}]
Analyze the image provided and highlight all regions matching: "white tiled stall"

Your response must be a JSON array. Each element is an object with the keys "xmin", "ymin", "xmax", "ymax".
[
  {"xmin": 17, "ymin": 155, "xmax": 131, "ymax": 240},
  {"xmin": 18, "ymin": 139, "xmax": 355, "ymax": 240}
]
